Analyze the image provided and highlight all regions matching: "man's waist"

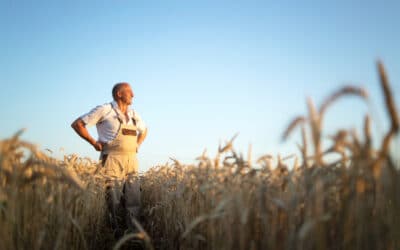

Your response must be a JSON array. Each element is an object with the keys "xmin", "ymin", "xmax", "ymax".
[
  {"xmin": 102, "ymin": 146, "xmax": 137, "ymax": 153},
  {"xmin": 102, "ymin": 142, "xmax": 137, "ymax": 153}
]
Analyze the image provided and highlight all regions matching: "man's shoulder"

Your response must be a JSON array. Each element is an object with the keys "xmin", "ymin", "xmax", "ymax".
[
  {"xmin": 80, "ymin": 102, "xmax": 113, "ymax": 124},
  {"xmin": 93, "ymin": 102, "xmax": 113, "ymax": 111},
  {"xmin": 130, "ymin": 109, "xmax": 141, "ymax": 118},
  {"xmin": 83, "ymin": 102, "xmax": 113, "ymax": 117}
]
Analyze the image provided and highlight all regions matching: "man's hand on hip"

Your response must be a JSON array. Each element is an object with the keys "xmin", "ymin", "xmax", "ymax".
[{"xmin": 92, "ymin": 141, "xmax": 103, "ymax": 151}]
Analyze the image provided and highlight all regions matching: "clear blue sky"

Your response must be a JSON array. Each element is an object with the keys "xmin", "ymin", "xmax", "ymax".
[{"xmin": 1, "ymin": 0, "xmax": 399, "ymax": 172}]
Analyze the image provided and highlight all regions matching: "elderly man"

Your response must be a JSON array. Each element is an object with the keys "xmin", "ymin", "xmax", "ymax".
[{"xmin": 71, "ymin": 82, "xmax": 147, "ymax": 235}]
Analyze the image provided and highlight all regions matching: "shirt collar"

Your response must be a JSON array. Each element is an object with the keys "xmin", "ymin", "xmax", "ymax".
[
  {"xmin": 111, "ymin": 101, "xmax": 133, "ymax": 117},
  {"xmin": 111, "ymin": 101, "xmax": 119, "ymax": 110}
]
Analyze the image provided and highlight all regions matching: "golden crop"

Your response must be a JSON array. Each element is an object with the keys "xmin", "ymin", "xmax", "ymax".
[{"xmin": 0, "ymin": 61, "xmax": 398, "ymax": 250}]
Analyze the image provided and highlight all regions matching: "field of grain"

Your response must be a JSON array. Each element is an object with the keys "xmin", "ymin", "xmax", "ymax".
[{"xmin": 1, "ymin": 61, "xmax": 399, "ymax": 250}]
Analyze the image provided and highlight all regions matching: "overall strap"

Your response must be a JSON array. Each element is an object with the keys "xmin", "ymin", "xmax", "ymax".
[
  {"xmin": 131, "ymin": 113, "xmax": 137, "ymax": 126},
  {"xmin": 110, "ymin": 103, "xmax": 123, "ymax": 134},
  {"xmin": 110, "ymin": 102, "xmax": 123, "ymax": 124}
]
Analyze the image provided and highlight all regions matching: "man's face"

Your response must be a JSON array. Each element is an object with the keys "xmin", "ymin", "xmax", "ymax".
[{"xmin": 118, "ymin": 84, "xmax": 134, "ymax": 105}]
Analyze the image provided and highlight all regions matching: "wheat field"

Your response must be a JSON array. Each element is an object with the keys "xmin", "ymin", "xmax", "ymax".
[{"xmin": 1, "ymin": 61, "xmax": 399, "ymax": 250}]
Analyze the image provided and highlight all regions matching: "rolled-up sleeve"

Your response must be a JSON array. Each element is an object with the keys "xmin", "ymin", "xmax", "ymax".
[
  {"xmin": 133, "ymin": 111, "xmax": 147, "ymax": 133},
  {"xmin": 80, "ymin": 105, "xmax": 106, "ymax": 127}
]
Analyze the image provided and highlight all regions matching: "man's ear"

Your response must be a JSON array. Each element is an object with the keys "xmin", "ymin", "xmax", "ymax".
[{"xmin": 116, "ymin": 90, "xmax": 122, "ymax": 98}]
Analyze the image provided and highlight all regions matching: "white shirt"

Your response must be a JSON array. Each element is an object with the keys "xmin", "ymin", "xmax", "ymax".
[{"xmin": 80, "ymin": 101, "xmax": 146, "ymax": 143}]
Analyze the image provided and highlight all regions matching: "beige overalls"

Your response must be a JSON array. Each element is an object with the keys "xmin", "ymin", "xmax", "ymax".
[{"xmin": 101, "ymin": 110, "xmax": 141, "ymax": 231}]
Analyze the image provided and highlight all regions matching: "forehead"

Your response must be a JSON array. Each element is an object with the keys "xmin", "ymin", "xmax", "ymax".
[{"xmin": 120, "ymin": 84, "xmax": 132, "ymax": 92}]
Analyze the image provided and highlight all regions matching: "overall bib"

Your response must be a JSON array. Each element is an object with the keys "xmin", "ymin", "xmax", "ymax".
[{"xmin": 101, "ymin": 113, "xmax": 141, "ymax": 232}]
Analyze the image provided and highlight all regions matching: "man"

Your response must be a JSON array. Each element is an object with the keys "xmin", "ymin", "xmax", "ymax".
[{"xmin": 71, "ymin": 82, "xmax": 147, "ymax": 234}]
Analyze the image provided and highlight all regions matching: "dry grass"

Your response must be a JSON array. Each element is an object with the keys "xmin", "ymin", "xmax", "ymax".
[
  {"xmin": 140, "ymin": 61, "xmax": 400, "ymax": 250},
  {"xmin": 0, "ymin": 132, "xmax": 112, "ymax": 250},
  {"xmin": 1, "ymin": 61, "xmax": 399, "ymax": 250}
]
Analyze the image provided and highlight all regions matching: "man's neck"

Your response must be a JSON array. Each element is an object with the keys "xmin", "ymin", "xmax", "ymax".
[{"xmin": 116, "ymin": 101, "xmax": 129, "ymax": 114}]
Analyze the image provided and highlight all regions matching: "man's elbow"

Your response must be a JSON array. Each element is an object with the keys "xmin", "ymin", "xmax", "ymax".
[
  {"xmin": 142, "ymin": 128, "xmax": 148, "ymax": 139},
  {"xmin": 138, "ymin": 128, "xmax": 148, "ymax": 143},
  {"xmin": 71, "ymin": 118, "xmax": 83, "ymax": 131},
  {"xmin": 71, "ymin": 119, "xmax": 77, "ymax": 130}
]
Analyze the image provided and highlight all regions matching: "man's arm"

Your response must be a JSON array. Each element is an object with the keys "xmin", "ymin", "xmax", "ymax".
[
  {"xmin": 71, "ymin": 118, "xmax": 103, "ymax": 151},
  {"xmin": 137, "ymin": 128, "xmax": 148, "ymax": 147}
]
